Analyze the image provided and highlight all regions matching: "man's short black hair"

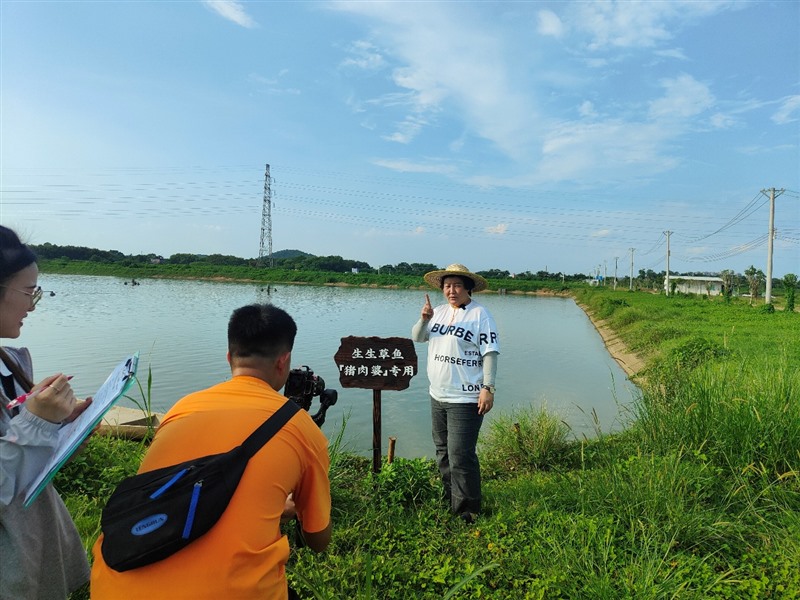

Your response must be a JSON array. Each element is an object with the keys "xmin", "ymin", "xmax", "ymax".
[{"xmin": 228, "ymin": 304, "xmax": 297, "ymax": 360}]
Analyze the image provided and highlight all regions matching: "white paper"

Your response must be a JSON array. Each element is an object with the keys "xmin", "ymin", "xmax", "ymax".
[{"xmin": 24, "ymin": 353, "xmax": 139, "ymax": 506}]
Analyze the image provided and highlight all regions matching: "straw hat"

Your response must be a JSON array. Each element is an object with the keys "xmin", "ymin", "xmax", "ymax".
[{"xmin": 423, "ymin": 264, "xmax": 488, "ymax": 292}]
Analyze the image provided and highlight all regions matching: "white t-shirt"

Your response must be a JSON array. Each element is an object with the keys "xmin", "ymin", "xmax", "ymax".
[{"xmin": 425, "ymin": 299, "xmax": 500, "ymax": 403}]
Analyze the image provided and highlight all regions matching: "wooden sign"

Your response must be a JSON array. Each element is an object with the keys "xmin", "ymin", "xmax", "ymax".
[
  {"xmin": 334, "ymin": 336, "xmax": 418, "ymax": 391},
  {"xmin": 334, "ymin": 336, "xmax": 418, "ymax": 473}
]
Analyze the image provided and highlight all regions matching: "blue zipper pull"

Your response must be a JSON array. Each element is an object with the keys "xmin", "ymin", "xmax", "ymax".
[
  {"xmin": 150, "ymin": 468, "xmax": 189, "ymax": 499},
  {"xmin": 182, "ymin": 481, "xmax": 203, "ymax": 539}
]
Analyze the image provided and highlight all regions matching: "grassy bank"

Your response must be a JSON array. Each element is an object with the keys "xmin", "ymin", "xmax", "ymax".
[
  {"xmin": 38, "ymin": 258, "xmax": 580, "ymax": 294},
  {"xmin": 58, "ymin": 288, "xmax": 799, "ymax": 598}
]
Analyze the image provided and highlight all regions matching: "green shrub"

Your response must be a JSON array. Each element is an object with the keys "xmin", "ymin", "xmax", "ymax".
[
  {"xmin": 479, "ymin": 405, "xmax": 572, "ymax": 478},
  {"xmin": 669, "ymin": 337, "xmax": 728, "ymax": 371},
  {"xmin": 365, "ymin": 457, "xmax": 441, "ymax": 511},
  {"xmin": 55, "ymin": 435, "xmax": 145, "ymax": 499}
]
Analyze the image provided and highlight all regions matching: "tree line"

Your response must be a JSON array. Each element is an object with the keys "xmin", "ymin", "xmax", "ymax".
[
  {"xmin": 31, "ymin": 242, "xmax": 588, "ymax": 280},
  {"xmin": 30, "ymin": 242, "xmax": 795, "ymax": 298}
]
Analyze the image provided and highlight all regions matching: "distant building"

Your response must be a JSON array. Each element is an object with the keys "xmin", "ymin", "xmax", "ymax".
[
  {"xmin": 665, "ymin": 275, "xmax": 724, "ymax": 296},
  {"xmin": 351, "ymin": 267, "xmax": 359, "ymax": 274}
]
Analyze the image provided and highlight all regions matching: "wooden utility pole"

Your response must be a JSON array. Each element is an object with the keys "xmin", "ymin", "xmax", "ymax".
[{"xmin": 761, "ymin": 188, "xmax": 784, "ymax": 304}]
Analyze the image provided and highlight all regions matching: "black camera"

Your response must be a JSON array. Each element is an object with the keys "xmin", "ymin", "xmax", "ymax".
[{"xmin": 284, "ymin": 366, "xmax": 338, "ymax": 427}]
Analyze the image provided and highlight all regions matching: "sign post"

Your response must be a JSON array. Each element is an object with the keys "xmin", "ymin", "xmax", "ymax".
[{"xmin": 334, "ymin": 336, "xmax": 417, "ymax": 473}]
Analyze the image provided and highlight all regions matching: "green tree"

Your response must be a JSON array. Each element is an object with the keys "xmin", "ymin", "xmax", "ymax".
[
  {"xmin": 784, "ymin": 273, "xmax": 798, "ymax": 312},
  {"xmin": 744, "ymin": 265, "xmax": 765, "ymax": 305},
  {"xmin": 720, "ymin": 269, "xmax": 735, "ymax": 303},
  {"xmin": 168, "ymin": 253, "xmax": 201, "ymax": 265}
]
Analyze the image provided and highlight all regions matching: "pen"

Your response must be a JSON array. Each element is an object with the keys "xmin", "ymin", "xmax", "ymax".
[{"xmin": 5, "ymin": 375, "xmax": 74, "ymax": 411}]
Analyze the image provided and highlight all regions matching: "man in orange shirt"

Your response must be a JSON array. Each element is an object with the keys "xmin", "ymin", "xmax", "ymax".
[{"xmin": 91, "ymin": 304, "xmax": 331, "ymax": 599}]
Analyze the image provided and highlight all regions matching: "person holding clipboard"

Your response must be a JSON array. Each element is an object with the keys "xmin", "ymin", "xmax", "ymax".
[{"xmin": 0, "ymin": 225, "xmax": 93, "ymax": 599}]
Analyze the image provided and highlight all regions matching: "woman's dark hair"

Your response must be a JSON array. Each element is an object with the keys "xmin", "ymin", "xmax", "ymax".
[
  {"xmin": 228, "ymin": 304, "xmax": 297, "ymax": 360},
  {"xmin": 0, "ymin": 226, "xmax": 37, "ymax": 288},
  {"xmin": 440, "ymin": 274, "xmax": 475, "ymax": 293}
]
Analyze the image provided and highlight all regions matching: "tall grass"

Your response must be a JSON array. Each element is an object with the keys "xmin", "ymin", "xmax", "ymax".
[
  {"xmin": 633, "ymin": 354, "xmax": 800, "ymax": 478},
  {"xmin": 478, "ymin": 404, "xmax": 572, "ymax": 477}
]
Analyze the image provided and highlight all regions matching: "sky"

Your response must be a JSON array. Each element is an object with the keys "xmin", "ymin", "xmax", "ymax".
[{"xmin": 1, "ymin": 0, "xmax": 798, "ymax": 278}]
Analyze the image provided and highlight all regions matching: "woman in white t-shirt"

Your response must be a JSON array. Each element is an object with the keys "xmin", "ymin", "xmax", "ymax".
[{"xmin": 411, "ymin": 264, "xmax": 500, "ymax": 524}]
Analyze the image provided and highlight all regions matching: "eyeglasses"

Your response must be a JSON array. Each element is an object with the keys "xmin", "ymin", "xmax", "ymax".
[{"xmin": 0, "ymin": 285, "xmax": 54, "ymax": 308}]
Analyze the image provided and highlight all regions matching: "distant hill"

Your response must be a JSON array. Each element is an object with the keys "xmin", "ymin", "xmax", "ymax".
[{"xmin": 272, "ymin": 249, "xmax": 314, "ymax": 259}]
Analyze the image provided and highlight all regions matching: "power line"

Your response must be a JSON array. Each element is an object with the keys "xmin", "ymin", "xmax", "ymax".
[{"xmin": 682, "ymin": 192, "xmax": 767, "ymax": 243}]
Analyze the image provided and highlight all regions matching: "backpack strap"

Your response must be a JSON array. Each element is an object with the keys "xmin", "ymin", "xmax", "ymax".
[
  {"xmin": 0, "ymin": 348, "xmax": 34, "ymax": 393},
  {"xmin": 240, "ymin": 400, "xmax": 301, "ymax": 459}
]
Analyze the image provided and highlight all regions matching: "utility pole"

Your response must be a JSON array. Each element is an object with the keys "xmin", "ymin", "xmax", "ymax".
[
  {"xmin": 629, "ymin": 248, "xmax": 635, "ymax": 290},
  {"xmin": 761, "ymin": 187, "xmax": 784, "ymax": 304},
  {"xmin": 603, "ymin": 260, "xmax": 607, "ymax": 286},
  {"xmin": 664, "ymin": 231, "xmax": 672, "ymax": 296},
  {"xmin": 614, "ymin": 256, "xmax": 619, "ymax": 290},
  {"xmin": 258, "ymin": 164, "xmax": 273, "ymax": 268}
]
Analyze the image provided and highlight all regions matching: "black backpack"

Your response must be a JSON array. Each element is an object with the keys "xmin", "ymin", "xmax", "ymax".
[{"xmin": 100, "ymin": 400, "xmax": 300, "ymax": 572}]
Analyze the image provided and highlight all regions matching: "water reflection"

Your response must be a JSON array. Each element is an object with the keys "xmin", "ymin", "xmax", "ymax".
[{"xmin": 19, "ymin": 274, "xmax": 636, "ymax": 458}]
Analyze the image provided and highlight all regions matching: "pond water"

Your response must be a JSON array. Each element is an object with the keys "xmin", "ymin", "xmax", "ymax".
[{"xmin": 15, "ymin": 274, "xmax": 638, "ymax": 458}]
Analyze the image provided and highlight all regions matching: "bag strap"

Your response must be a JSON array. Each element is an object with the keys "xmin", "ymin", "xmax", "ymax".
[
  {"xmin": 0, "ymin": 348, "xmax": 33, "ymax": 393},
  {"xmin": 239, "ymin": 400, "xmax": 301, "ymax": 459}
]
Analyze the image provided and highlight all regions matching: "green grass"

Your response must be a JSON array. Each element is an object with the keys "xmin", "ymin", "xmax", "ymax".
[
  {"xmin": 575, "ymin": 287, "xmax": 800, "ymax": 374},
  {"xmin": 59, "ymin": 288, "xmax": 799, "ymax": 598}
]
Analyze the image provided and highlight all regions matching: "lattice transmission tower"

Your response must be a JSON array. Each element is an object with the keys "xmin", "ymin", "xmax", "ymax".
[{"xmin": 258, "ymin": 164, "xmax": 273, "ymax": 267}]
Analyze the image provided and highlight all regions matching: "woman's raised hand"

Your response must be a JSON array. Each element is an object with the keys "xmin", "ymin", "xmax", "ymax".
[{"xmin": 421, "ymin": 293, "xmax": 434, "ymax": 321}]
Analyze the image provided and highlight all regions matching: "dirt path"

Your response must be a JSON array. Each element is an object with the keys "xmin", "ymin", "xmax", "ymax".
[{"xmin": 574, "ymin": 301, "xmax": 647, "ymax": 380}]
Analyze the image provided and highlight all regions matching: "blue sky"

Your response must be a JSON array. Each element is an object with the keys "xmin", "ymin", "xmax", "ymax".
[{"xmin": 1, "ymin": 0, "xmax": 798, "ymax": 277}]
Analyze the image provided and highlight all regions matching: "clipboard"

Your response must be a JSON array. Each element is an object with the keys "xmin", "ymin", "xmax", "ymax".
[{"xmin": 24, "ymin": 353, "xmax": 139, "ymax": 507}]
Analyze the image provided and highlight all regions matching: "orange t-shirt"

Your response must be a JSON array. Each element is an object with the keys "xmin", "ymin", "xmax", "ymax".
[{"xmin": 90, "ymin": 376, "xmax": 330, "ymax": 600}]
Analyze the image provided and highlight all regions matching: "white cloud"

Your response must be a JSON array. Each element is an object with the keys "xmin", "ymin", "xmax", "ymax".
[
  {"xmin": 371, "ymin": 159, "xmax": 457, "ymax": 176},
  {"xmin": 578, "ymin": 101, "xmax": 597, "ymax": 118},
  {"xmin": 330, "ymin": 1, "xmax": 769, "ymax": 189},
  {"xmin": 572, "ymin": 1, "xmax": 733, "ymax": 50},
  {"xmin": 203, "ymin": 1, "xmax": 257, "ymax": 29},
  {"xmin": 247, "ymin": 71, "xmax": 300, "ymax": 96},
  {"xmin": 655, "ymin": 48, "xmax": 688, "ymax": 61},
  {"xmin": 341, "ymin": 40, "xmax": 387, "ymax": 71},
  {"xmin": 648, "ymin": 74, "xmax": 715, "ymax": 121},
  {"xmin": 486, "ymin": 223, "xmax": 508, "ymax": 235},
  {"xmin": 537, "ymin": 10, "xmax": 565, "ymax": 37},
  {"xmin": 382, "ymin": 115, "xmax": 429, "ymax": 144},
  {"xmin": 772, "ymin": 95, "xmax": 800, "ymax": 124},
  {"xmin": 330, "ymin": 2, "xmax": 539, "ymax": 160},
  {"xmin": 537, "ymin": 119, "xmax": 679, "ymax": 183},
  {"xmin": 591, "ymin": 229, "xmax": 612, "ymax": 238},
  {"xmin": 709, "ymin": 112, "xmax": 737, "ymax": 129}
]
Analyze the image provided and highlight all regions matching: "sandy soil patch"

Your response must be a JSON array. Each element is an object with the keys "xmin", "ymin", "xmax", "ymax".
[{"xmin": 574, "ymin": 302, "xmax": 647, "ymax": 379}]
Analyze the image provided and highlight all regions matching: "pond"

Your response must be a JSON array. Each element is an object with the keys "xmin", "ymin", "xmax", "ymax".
[{"xmin": 16, "ymin": 274, "xmax": 638, "ymax": 458}]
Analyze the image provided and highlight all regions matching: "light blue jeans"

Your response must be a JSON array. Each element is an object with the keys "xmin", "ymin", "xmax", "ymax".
[{"xmin": 431, "ymin": 398, "xmax": 483, "ymax": 515}]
